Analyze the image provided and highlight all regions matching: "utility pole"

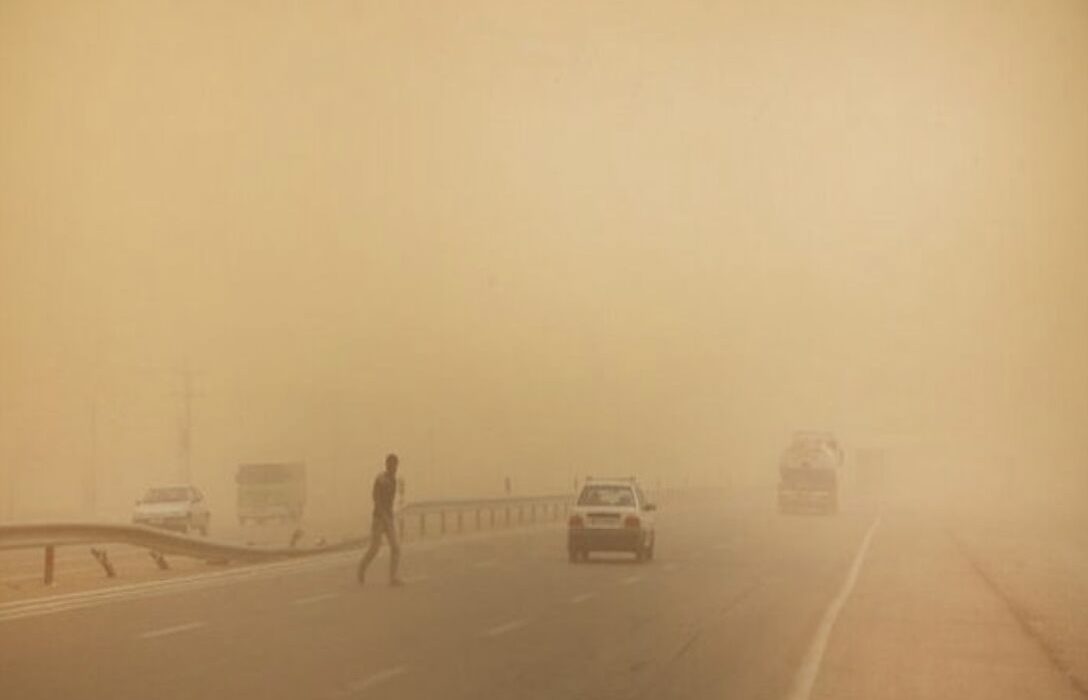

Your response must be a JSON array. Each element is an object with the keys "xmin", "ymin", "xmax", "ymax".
[
  {"xmin": 427, "ymin": 423, "xmax": 436, "ymax": 496},
  {"xmin": 82, "ymin": 398, "xmax": 98, "ymax": 517},
  {"xmin": 180, "ymin": 370, "xmax": 193, "ymax": 483},
  {"xmin": 174, "ymin": 367, "xmax": 203, "ymax": 484},
  {"xmin": 0, "ymin": 400, "xmax": 11, "ymax": 521}
]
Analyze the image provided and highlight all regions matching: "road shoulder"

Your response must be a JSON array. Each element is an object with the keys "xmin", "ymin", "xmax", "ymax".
[{"xmin": 811, "ymin": 512, "xmax": 1083, "ymax": 700}]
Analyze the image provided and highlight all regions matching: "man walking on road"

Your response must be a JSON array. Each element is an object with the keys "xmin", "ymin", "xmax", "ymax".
[{"xmin": 357, "ymin": 453, "xmax": 403, "ymax": 586}]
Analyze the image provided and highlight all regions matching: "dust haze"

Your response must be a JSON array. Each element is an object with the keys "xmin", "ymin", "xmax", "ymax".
[{"xmin": 2, "ymin": 1, "xmax": 1086, "ymax": 524}]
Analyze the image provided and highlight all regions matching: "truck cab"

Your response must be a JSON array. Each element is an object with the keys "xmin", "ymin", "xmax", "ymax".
[
  {"xmin": 778, "ymin": 432, "xmax": 841, "ymax": 515},
  {"xmin": 235, "ymin": 462, "xmax": 307, "ymax": 525}
]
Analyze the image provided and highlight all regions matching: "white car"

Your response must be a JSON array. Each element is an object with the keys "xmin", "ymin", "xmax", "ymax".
[
  {"xmin": 133, "ymin": 485, "xmax": 211, "ymax": 536},
  {"xmin": 567, "ymin": 477, "xmax": 656, "ymax": 563}
]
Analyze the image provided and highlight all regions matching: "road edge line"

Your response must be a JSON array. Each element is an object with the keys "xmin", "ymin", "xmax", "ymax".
[{"xmin": 787, "ymin": 515, "xmax": 881, "ymax": 700}]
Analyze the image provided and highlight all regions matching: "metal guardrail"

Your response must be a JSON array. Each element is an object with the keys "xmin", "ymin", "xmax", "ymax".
[
  {"xmin": 0, "ymin": 494, "xmax": 577, "ymax": 586},
  {"xmin": 397, "ymin": 494, "xmax": 573, "ymax": 538},
  {"xmin": 0, "ymin": 522, "xmax": 364, "ymax": 557},
  {"xmin": 0, "ymin": 522, "xmax": 365, "ymax": 585}
]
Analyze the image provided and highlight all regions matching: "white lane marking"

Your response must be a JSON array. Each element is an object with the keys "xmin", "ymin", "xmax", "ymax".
[
  {"xmin": 570, "ymin": 592, "xmax": 597, "ymax": 604},
  {"xmin": 293, "ymin": 593, "xmax": 339, "ymax": 606},
  {"xmin": 138, "ymin": 621, "xmax": 207, "ymax": 639},
  {"xmin": 346, "ymin": 665, "xmax": 409, "ymax": 693},
  {"xmin": 787, "ymin": 516, "xmax": 881, "ymax": 700},
  {"xmin": 619, "ymin": 574, "xmax": 644, "ymax": 586},
  {"xmin": 482, "ymin": 618, "xmax": 530, "ymax": 638}
]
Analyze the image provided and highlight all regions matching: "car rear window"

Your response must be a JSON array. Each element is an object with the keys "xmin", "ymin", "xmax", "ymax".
[{"xmin": 577, "ymin": 485, "xmax": 637, "ymax": 507}]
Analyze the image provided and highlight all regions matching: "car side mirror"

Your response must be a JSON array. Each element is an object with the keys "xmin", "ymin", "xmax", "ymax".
[{"xmin": 643, "ymin": 503, "xmax": 656, "ymax": 512}]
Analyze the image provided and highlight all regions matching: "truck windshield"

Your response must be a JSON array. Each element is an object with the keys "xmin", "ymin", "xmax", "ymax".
[
  {"xmin": 236, "ymin": 465, "xmax": 299, "ymax": 483},
  {"xmin": 142, "ymin": 487, "xmax": 189, "ymax": 503}
]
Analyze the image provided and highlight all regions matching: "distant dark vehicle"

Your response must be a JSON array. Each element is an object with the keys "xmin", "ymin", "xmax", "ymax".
[
  {"xmin": 133, "ymin": 484, "xmax": 211, "ymax": 535},
  {"xmin": 778, "ymin": 432, "xmax": 842, "ymax": 515},
  {"xmin": 235, "ymin": 462, "xmax": 307, "ymax": 525}
]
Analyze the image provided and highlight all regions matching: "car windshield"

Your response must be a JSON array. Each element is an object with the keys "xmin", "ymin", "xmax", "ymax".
[
  {"xmin": 578, "ymin": 485, "xmax": 636, "ymax": 507},
  {"xmin": 236, "ymin": 464, "xmax": 302, "ymax": 484},
  {"xmin": 142, "ymin": 487, "xmax": 189, "ymax": 504}
]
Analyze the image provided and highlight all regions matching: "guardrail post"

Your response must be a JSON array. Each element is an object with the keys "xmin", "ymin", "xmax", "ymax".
[
  {"xmin": 505, "ymin": 506, "xmax": 511, "ymax": 527},
  {"xmin": 44, "ymin": 545, "xmax": 55, "ymax": 585},
  {"xmin": 90, "ymin": 548, "xmax": 116, "ymax": 578}
]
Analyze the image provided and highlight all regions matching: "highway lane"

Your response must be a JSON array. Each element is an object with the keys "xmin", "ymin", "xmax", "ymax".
[
  {"xmin": 0, "ymin": 499, "xmax": 874, "ymax": 700},
  {"xmin": 4, "ymin": 498, "xmax": 1081, "ymax": 700}
]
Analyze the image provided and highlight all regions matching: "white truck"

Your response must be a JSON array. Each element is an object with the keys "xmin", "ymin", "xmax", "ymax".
[
  {"xmin": 235, "ymin": 462, "xmax": 307, "ymax": 525},
  {"xmin": 778, "ymin": 432, "xmax": 843, "ymax": 515}
]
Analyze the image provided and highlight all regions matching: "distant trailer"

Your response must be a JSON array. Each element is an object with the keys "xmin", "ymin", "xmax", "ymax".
[
  {"xmin": 778, "ymin": 432, "xmax": 841, "ymax": 515},
  {"xmin": 236, "ymin": 462, "xmax": 307, "ymax": 526}
]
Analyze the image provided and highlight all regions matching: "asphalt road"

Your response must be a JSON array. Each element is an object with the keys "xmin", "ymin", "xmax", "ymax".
[{"xmin": 2, "ymin": 498, "xmax": 1084, "ymax": 700}]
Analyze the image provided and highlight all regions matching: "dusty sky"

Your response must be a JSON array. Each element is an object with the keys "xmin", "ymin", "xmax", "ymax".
[{"xmin": 2, "ymin": 1, "xmax": 1086, "ymax": 519}]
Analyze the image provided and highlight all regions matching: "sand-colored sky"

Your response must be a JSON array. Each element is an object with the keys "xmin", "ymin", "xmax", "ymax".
[{"xmin": 2, "ymin": 1, "xmax": 1086, "ymax": 520}]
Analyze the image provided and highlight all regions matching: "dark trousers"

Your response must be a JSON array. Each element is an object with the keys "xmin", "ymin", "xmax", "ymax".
[{"xmin": 358, "ymin": 512, "xmax": 400, "ymax": 581}]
